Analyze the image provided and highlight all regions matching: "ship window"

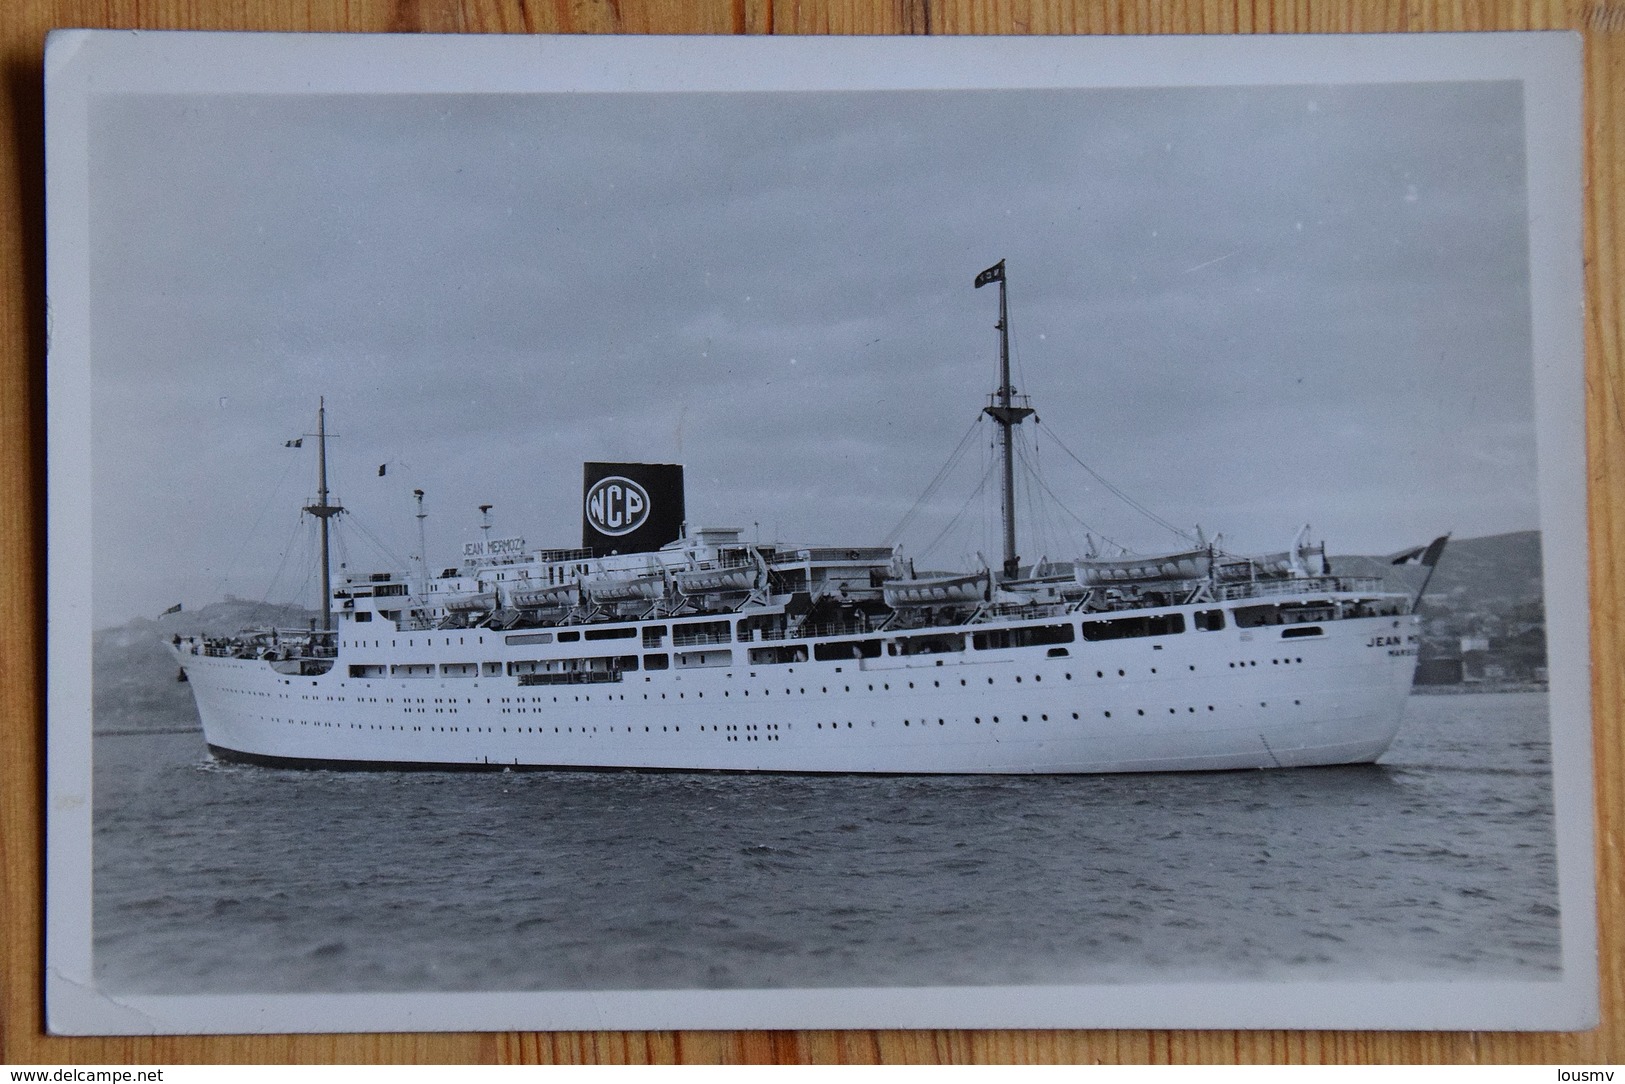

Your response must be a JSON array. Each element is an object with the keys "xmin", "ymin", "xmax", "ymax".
[
  {"xmin": 813, "ymin": 639, "xmax": 882, "ymax": 662},
  {"xmin": 353, "ymin": 611, "xmax": 372, "ymax": 623},
  {"xmin": 673, "ymin": 620, "xmax": 731, "ymax": 646},
  {"xmin": 749, "ymin": 645, "xmax": 807, "ymax": 665},
  {"xmin": 972, "ymin": 623, "xmax": 1075, "ymax": 651},
  {"xmin": 642, "ymin": 625, "xmax": 668, "ymax": 648},
  {"xmin": 1281, "ymin": 626, "xmax": 1324, "ymax": 639},
  {"xmin": 585, "ymin": 626, "xmax": 637, "ymax": 641},
  {"xmin": 506, "ymin": 632, "xmax": 555, "ymax": 646},
  {"xmin": 1078, "ymin": 614, "xmax": 1186, "ymax": 641},
  {"xmin": 557, "ymin": 630, "xmax": 581, "ymax": 643},
  {"xmin": 1194, "ymin": 609, "xmax": 1226, "ymax": 632},
  {"xmin": 1234, "ymin": 604, "xmax": 1321, "ymax": 628},
  {"xmin": 644, "ymin": 653, "xmax": 669, "ymax": 670},
  {"xmin": 894, "ymin": 633, "xmax": 965, "ymax": 655}
]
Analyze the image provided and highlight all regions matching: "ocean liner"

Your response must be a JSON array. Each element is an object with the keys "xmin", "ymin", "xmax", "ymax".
[{"xmin": 172, "ymin": 263, "xmax": 1443, "ymax": 774}]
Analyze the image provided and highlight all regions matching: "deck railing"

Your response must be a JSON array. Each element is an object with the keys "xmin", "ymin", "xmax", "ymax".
[{"xmin": 1214, "ymin": 576, "xmax": 1384, "ymax": 601}]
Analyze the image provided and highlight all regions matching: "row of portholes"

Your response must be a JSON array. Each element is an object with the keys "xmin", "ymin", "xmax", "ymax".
[{"xmin": 280, "ymin": 718, "xmax": 425, "ymax": 733}]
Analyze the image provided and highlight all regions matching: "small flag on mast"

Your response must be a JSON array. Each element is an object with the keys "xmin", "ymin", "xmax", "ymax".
[
  {"xmin": 284, "ymin": 438, "xmax": 302, "ymax": 448},
  {"xmin": 974, "ymin": 260, "xmax": 1006, "ymax": 289},
  {"xmin": 160, "ymin": 603, "xmax": 182, "ymax": 616},
  {"xmin": 378, "ymin": 464, "xmax": 387, "ymax": 477},
  {"xmin": 1391, "ymin": 535, "xmax": 1449, "ymax": 566}
]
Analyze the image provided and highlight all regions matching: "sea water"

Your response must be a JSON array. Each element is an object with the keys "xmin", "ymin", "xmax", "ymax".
[{"xmin": 88, "ymin": 692, "xmax": 1559, "ymax": 993}]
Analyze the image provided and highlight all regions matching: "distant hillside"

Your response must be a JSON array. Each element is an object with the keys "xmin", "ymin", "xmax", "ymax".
[
  {"xmin": 1412, "ymin": 530, "xmax": 1544, "ymax": 613},
  {"xmin": 1333, "ymin": 531, "xmax": 1543, "ymax": 613},
  {"xmin": 93, "ymin": 598, "xmax": 313, "ymax": 733}
]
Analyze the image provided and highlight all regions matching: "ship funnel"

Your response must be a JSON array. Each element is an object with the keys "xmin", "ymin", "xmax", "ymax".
[{"xmin": 582, "ymin": 462, "xmax": 687, "ymax": 555}]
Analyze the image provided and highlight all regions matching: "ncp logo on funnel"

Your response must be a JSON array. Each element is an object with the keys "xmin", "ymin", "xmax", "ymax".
[{"xmin": 584, "ymin": 476, "xmax": 651, "ymax": 537}]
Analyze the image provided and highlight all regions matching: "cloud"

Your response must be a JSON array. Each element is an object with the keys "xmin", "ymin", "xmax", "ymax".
[{"xmin": 86, "ymin": 80, "xmax": 1538, "ymax": 625}]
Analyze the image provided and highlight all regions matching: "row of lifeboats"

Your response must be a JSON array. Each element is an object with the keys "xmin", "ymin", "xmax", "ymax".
[
  {"xmin": 882, "ymin": 533, "xmax": 1331, "ymax": 608},
  {"xmin": 452, "ymin": 557, "xmax": 768, "ymax": 613},
  {"xmin": 444, "ymin": 533, "xmax": 1331, "ymax": 614}
]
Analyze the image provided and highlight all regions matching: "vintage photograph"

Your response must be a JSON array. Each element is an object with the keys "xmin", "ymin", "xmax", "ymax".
[{"xmin": 46, "ymin": 32, "xmax": 1593, "ymax": 1032}]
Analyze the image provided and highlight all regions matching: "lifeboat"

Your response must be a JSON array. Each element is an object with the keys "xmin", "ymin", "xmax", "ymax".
[
  {"xmin": 1217, "ymin": 545, "xmax": 1328, "ymax": 580},
  {"xmin": 883, "ymin": 571, "xmax": 991, "ymax": 607},
  {"xmin": 509, "ymin": 583, "xmax": 579, "ymax": 610},
  {"xmin": 444, "ymin": 590, "xmax": 498, "ymax": 613},
  {"xmin": 1076, "ymin": 548, "xmax": 1211, "ymax": 586},
  {"xmin": 675, "ymin": 565, "xmax": 757, "ymax": 595},
  {"xmin": 583, "ymin": 571, "xmax": 667, "ymax": 603}
]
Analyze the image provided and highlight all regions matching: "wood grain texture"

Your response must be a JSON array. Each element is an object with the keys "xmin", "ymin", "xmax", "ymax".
[{"xmin": 2, "ymin": 0, "xmax": 1618, "ymax": 1064}]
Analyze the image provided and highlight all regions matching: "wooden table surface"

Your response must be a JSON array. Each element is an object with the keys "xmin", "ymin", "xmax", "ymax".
[{"xmin": 2, "ymin": 0, "xmax": 1619, "ymax": 1065}]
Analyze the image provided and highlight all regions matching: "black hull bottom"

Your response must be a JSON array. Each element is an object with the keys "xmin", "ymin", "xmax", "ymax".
[
  {"xmin": 207, "ymin": 743, "xmax": 725, "ymax": 774},
  {"xmin": 205, "ymin": 743, "xmax": 1377, "ymax": 777}
]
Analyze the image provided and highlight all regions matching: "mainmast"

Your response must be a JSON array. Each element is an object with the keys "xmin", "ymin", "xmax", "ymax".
[
  {"xmin": 302, "ymin": 398, "xmax": 344, "ymax": 634},
  {"xmin": 414, "ymin": 489, "xmax": 428, "ymax": 593},
  {"xmin": 976, "ymin": 259, "xmax": 1034, "ymax": 580}
]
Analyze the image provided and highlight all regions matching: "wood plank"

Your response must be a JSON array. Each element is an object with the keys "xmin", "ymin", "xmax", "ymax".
[{"xmin": 2, "ymin": 0, "xmax": 1617, "ymax": 1063}]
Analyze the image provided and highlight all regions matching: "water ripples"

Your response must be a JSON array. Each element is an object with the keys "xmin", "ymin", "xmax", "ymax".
[{"xmin": 91, "ymin": 692, "xmax": 1560, "ymax": 993}]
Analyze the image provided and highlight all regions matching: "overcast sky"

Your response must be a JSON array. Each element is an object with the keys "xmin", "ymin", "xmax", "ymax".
[{"xmin": 87, "ymin": 80, "xmax": 1536, "ymax": 627}]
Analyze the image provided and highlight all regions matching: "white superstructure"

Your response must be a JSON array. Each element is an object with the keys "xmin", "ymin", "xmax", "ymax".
[{"xmin": 175, "ymin": 547, "xmax": 1423, "ymax": 773}]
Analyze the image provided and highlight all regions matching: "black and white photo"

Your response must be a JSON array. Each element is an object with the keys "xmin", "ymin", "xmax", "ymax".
[{"xmin": 45, "ymin": 31, "xmax": 1593, "ymax": 1033}]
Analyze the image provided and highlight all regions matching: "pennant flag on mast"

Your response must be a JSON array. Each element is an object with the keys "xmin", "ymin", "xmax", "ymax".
[
  {"xmin": 284, "ymin": 438, "xmax": 303, "ymax": 448},
  {"xmin": 160, "ymin": 603, "xmax": 181, "ymax": 616},
  {"xmin": 378, "ymin": 463, "xmax": 387, "ymax": 477},
  {"xmin": 974, "ymin": 260, "xmax": 1005, "ymax": 289}
]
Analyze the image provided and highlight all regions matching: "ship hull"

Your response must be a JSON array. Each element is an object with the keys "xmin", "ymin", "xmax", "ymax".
[{"xmin": 175, "ymin": 605, "xmax": 1422, "ymax": 774}]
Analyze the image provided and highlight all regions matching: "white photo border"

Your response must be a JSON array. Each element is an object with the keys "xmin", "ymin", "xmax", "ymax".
[{"xmin": 44, "ymin": 29, "xmax": 1593, "ymax": 1034}]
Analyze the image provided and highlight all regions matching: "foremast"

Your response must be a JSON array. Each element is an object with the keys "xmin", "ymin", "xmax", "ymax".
[
  {"xmin": 301, "ymin": 398, "xmax": 345, "ymax": 634},
  {"xmin": 976, "ymin": 259, "xmax": 1035, "ymax": 581}
]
